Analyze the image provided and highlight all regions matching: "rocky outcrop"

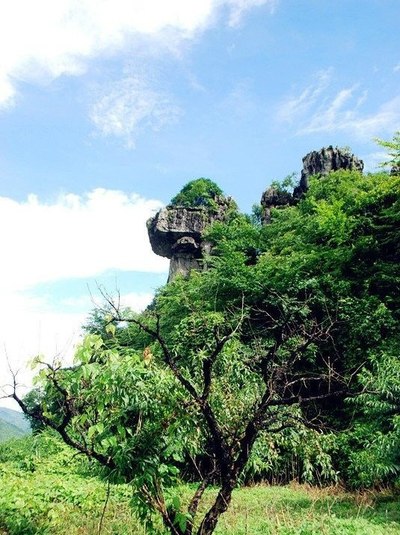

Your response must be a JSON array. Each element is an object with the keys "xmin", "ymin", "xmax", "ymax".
[
  {"xmin": 261, "ymin": 146, "xmax": 364, "ymax": 224},
  {"xmin": 260, "ymin": 187, "xmax": 293, "ymax": 224},
  {"xmin": 294, "ymin": 146, "xmax": 364, "ymax": 198},
  {"xmin": 150, "ymin": 146, "xmax": 365, "ymax": 279},
  {"xmin": 147, "ymin": 197, "xmax": 233, "ymax": 281}
]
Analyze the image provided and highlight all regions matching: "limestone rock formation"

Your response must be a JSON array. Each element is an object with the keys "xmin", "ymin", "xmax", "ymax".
[
  {"xmin": 294, "ymin": 146, "xmax": 364, "ymax": 198},
  {"xmin": 261, "ymin": 146, "xmax": 364, "ymax": 223},
  {"xmin": 147, "ymin": 196, "xmax": 233, "ymax": 281},
  {"xmin": 150, "ymin": 146, "xmax": 365, "ymax": 279},
  {"xmin": 260, "ymin": 186, "xmax": 293, "ymax": 224}
]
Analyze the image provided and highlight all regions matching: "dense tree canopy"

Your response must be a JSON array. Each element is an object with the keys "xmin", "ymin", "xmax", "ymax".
[{"xmin": 10, "ymin": 158, "xmax": 400, "ymax": 534}]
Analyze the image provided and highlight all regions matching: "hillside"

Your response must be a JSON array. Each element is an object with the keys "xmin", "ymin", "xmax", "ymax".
[{"xmin": 0, "ymin": 408, "xmax": 31, "ymax": 443}]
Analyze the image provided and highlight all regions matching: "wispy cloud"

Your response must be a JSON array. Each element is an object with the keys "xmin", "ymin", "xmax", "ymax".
[
  {"xmin": 226, "ymin": 0, "xmax": 277, "ymax": 27},
  {"xmin": 299, "ymin": 93, "xmax": 400, "ymax": 138},
  {"xmin": 0, "ymin": 0, "xmax": 275, "ymax": 109},
  {"xmin": 277, "ymin": 69, "xmax": 333, "ymax": 123},
  {"xmin": 90, "ymin": 76, "xmax": 182, "ymax": 147},
  {"xmin": 278, "ymin": 69, "xmax": 400, "ymax": 139}
]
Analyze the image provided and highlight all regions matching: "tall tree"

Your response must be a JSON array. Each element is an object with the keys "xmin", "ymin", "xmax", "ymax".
[{"xmin": 7, "ymin": 165, "xmax": 400, "ymax": 533}]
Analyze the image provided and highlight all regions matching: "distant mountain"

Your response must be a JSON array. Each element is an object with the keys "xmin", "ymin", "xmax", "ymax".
[{"xmin": 0, "ymin": 407, "xmax": 31, "ymax": 443}]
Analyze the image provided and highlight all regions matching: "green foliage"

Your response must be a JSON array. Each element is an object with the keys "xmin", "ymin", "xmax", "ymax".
[
  {"xmin": 15, "ymin": 160, "xmax": 400, "ymax": 532},
  {"xmin": 1, "ymin": 434, "xmax": 399, "ymax": 535},
  {"xmin": 337, "ymin": 349, "xmax": 400, "ymax": 488},
  {"xmin": 169, "ymin": 178, "xmax": 224, "ymax": 210},
  {"xmin": 244, "ymin": 426, "xmax": 338, "ymax": 485},
  {"xmin": 375, "ymin": 131, "xmax": 400, "ymax": 170},
  {"xmin": 270, "ymin": 172, "xmax": 297, "ymax": 193},
  {"xmin": 203, "ymin": 169, "xmax": 400, "ymax": 487},
  {"xmin": 0, "ymin": 432, "xmax": 141, "ymax": 534}
]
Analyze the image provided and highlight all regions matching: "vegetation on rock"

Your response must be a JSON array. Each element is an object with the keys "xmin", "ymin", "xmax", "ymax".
[{"xmin": 169, "ymin": 178, "xmax": 224, "ymax": 209}]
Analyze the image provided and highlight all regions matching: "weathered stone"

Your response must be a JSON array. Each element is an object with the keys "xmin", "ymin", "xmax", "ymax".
[
  {"xmin": 260, "ymin": 146, "xmax": 364, "ymax": 224},
  {"xmin": 294, "ymin": 146, "xmax": 364, "ymax": 198},
  {"xmin": 147, "ymin": 198, "xmax": 233, "ymax": 281},
  {"xmin": 260, "ymin": 186, "xmax": 293, "ymax": 224},
  {"xmin": 147, "ymin": 207, "xmax": 208, "ymax": 259}
]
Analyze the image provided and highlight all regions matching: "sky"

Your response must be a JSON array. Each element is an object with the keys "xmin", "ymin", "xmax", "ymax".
[{"xmin": 1, "ymin": 0, "xmax": 399, "ymax": 407}]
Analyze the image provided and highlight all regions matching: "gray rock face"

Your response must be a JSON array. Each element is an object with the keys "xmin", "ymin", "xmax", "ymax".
[
  {"xmin": 147, "ymin": 200, "xmax": 232, "ymax": 281},
  {"xmin": 261, "ymin": 146, "xmax": 364, "ymax": 224},
  {"xmin": 260, "ymin": 186, "xmax": 293, "ymax": 224},
  {"xmin": 294, "ymin": 146, "xmax": 364, "ymax": 198}
]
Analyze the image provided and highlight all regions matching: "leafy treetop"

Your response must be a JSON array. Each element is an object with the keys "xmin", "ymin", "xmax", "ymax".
[
  {"xmin": 375, "ymin": 131, "xmax": 400, "ymax": 170},
  {"xmin": 169, "ymin": 178, "xmax": 224, "ymax": 209}
]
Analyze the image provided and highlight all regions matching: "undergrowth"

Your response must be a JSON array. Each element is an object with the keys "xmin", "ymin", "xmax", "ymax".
[{"xmin": 0, "ymin": 433, "xmax": 399, "ymax": 534}]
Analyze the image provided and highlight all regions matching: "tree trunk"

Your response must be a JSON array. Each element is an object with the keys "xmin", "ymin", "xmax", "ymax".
[{"xmin": 196, "ymin": 482, "xmax": 234, "ymax": 535}]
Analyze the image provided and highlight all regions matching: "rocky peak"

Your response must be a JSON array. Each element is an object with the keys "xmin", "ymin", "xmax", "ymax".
[
  {"xmin": 294, "ymin": 146, "xmax": 364, "ymax": 198},
  {"xmin": 260, "ymin": 186, "xmax": 293, "ymax": 224},
  {"xmin": 261, "ymin": 146, "xmax": 364, "ymax": 224}
]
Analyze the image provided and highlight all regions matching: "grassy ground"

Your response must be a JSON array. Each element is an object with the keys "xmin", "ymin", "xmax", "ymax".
[
  {"xmin": 209, "ymin": 484, "xmax": 400, "ymax": 535},
  {"xmin": 1, "ymin": 478, "xmax": 399, "ymax": 534},
  {"xmin": 0, "ymin": 434, "xmax": 399, "ymax": 534},
  {"xmin": 87, "ymin": 483, "xmax": 400, "ymax": 535}
]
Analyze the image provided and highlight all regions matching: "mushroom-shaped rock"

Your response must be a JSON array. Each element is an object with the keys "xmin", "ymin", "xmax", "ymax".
[
  {"xmin": 147, "ymin": 207, "xmax": 207, "ymax": 259},
  {"xmin": 147, "ymin": 181, "xmax": 236, "ymax": 281}
]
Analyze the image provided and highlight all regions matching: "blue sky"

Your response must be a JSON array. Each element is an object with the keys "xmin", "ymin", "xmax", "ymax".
[{"xmin": 1, "ymin": 0, "xmax": 399, "ymax": 405}]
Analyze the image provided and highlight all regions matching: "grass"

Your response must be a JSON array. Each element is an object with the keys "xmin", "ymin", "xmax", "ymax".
[
  {"xmin": 209, "ymin": 484, "xmax": 400, "ymax": 535},
  {"xmin": 0, "ymin": 434, "xmax": 399, "ymax": 534}
]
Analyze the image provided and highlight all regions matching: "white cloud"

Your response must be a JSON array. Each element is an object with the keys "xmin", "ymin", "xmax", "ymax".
[
  {"xmin": 299, "ymin": 93, "xmax": 400, "ymax": 139},
  {"xmin": 0, "ymin": 0, "xmax": 274, "ymax": 109},
  {"xmin": 119, "ymin": 291, "xmax": 155, "ymax": 311},
  {"xmin": 0, "ymin": 291, "xmax": 85, "ymax": 395},
  {"xmin": 0, "ymin": 188, "xmax": 168, "ymax": 405},
  {"xmin": 278, "ymin": 70, "xmax": 400, "ymax": 139},
  {"xmin": 0, "ymin": 188, "xmax": 167, "ymax": 292},
  {"xmin": 91, "ymin": 76, "xmax": 182, "ymax": 147},
  {"xmin": 0, "ymin": 289, "xmax": 155, "ymax": 408},
  {"xmin": 393, "ymin": 63, "xmax": 400, "ymax": 73}
]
